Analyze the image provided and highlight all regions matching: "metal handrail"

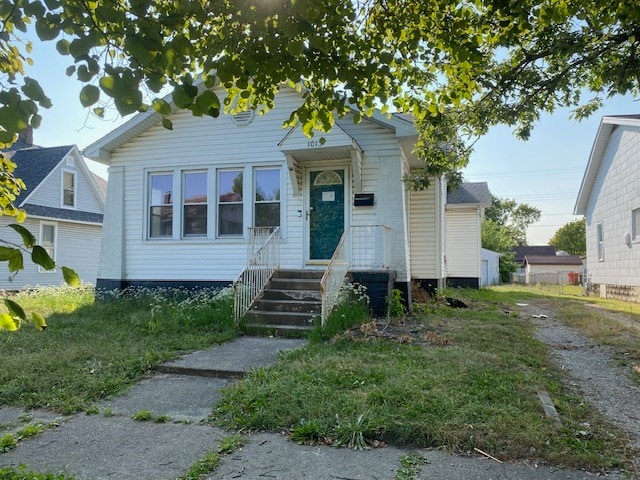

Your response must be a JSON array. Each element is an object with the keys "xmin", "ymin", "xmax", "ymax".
[
  {"xmin": 320, "ymin": 227, "xmax": 350, "ymax": 327},
  {"xmin": 233, "ymin": 226, "xmax": 281, "ymax": 324}
]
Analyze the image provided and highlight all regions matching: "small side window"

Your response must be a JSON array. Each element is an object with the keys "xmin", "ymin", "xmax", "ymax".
[
  {"xmin": 62, "ymin": 171, "xmax": 76, "ymax": 208},
  {"xmin": 596, "ymin": 222, "xmax": 604, "ymax": 261},
  {"xmin": 39, "ymin": 222, "xmax": 56, "ymax": 273}
]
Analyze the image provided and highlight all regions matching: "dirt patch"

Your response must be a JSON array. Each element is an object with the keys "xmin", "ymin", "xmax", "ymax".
[{"xmin": 333, "ymin": 319, "xmax": 455, "ymax": 346}]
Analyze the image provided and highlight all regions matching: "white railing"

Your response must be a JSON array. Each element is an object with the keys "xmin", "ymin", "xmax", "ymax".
[
  {"xmin": 320, "ymin": 228, "xmax": 350, "ymax": 327},
  {"xmin": 350, "ymin": 225, "xmax": 391, "ymax": 270},
  {"xmin": 233, "ymin": 227, "xmax": 280, "ymax": 324}
]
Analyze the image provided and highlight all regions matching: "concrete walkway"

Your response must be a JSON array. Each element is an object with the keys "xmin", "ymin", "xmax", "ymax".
[{"xmin": 0, "ymin": 337, "xmax": 627, "ymax": 479}]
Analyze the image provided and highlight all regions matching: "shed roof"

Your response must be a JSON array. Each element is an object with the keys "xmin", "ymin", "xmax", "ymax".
[
  {"xmin": 513, "ymin": 245, "xmax": 556, "ymax": 263},
  {"xmin": 524, "ymin": 255, "xmax": 583, "ymax": 266},
  {"xmin": 447, "ymin": 182, "xmax": 492, "ymax": 206}
]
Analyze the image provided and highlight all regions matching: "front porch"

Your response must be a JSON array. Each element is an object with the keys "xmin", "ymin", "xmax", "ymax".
[{"xmin": 233, "ymin": 225, "xmax": 395, "ymax": 332}]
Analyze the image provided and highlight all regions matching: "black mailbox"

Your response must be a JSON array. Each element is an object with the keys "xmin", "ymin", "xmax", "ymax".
[{"xmin": 354, "ymin": 193, "xmax": 374, "ymax": 206}]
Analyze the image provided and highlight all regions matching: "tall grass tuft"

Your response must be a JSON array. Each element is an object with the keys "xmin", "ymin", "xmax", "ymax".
[{"xmin": 309, "ymin": 282, "xmax": 370, "ymax": 342}]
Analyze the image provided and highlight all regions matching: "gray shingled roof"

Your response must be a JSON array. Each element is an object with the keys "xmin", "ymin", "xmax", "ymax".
[
  {"xmin": 447, "ymin": 182, "xmax": 492, "ymax": 206},
  {"xmin": 513, "ymin": 245, "xmax": 556, "ymax": 264},
  {"xmin": 524, "ymin": 255, "xmax": 583, "ymax": 266},
  {"xmin": 23, "ymin": 204, "xmax": 103, "ymax": 224},
  {"xmin": 10, "ymin": 145, "xmax": 74, "ymax": 205},
  {"xmin": 91, "ymin": 173, "xmax": 108, "ymax": 199}
]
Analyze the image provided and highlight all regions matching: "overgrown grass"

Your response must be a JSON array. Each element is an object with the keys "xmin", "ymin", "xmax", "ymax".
[
  {"xmin": 0, "ymin": 466, "xmax": 75, "ymax": 479},
  {"xmin": 0, "ymin": 285, "xmax": 236, "ymax": 413},
  {"xmin": 212, "ymin": 288, "xmax": 633, "ymax": 470}
]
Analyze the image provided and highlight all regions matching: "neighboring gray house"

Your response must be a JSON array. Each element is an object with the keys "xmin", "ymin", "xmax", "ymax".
[
  {"xmin": 445, "ymin": 182, "xmax": 492, "ymax": 289},
  {"xmin": 0, "ymin": 130, "xmax": 105, "ymax": 289},
  {"xmin": 575, "ymin": 115, "xmax": 640, "ymax": 302}
]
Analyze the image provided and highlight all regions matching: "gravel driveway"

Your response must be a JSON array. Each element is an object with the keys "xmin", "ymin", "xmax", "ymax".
[{"xmin": 519, "ymin": 300, "xmax": 640, "ymax": 450}]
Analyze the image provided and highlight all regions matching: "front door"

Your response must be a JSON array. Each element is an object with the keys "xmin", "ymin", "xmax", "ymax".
[{"xmin": 308, "ymin": 168, "xmax": 346, "ymax": 261}]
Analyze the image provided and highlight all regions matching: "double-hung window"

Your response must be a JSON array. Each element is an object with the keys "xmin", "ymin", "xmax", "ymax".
[
  {"xmin": 183, "ymin": 171, "xmax": 207, "ymax": 236},
  {"xmin": 149, "ymin": 173, "xmax": 174, "ymax": 238},
  {"xmin": 39, "ymin": 222, "xmax": 56, "ymax": 272},
  {"xmin": 218, "ymin": 170, "xmax": 243, "ymax": 236},
  {"xmin": 254, "ymin": 168, "xmax": 281, "ymax": 227},
  {"xmin": 62, "ymin": 171, "xmax": 76, "ymax": 208},
  {"xmin": 596, "ymin": 222, "xmax": 604, "ymax": 261}
]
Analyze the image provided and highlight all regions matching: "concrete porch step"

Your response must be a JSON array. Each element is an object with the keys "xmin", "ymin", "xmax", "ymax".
[
  {"xmin": 267, "ymin": 278, "xmax": 322, "ymax": 291},
  {"xmin": 273, "ymin": 269, "xmax": 325, "ymax": 280},
  {"xmin": 252, "ymin": 298, "xmax": 321, "ymax": 313},
  {"xmin": 244, "ymin": 310, "xmax": 318, "ymax": 327},
  {"xmin": 260, "ymin": 289, "xmax": 322, "ymax": 302}
]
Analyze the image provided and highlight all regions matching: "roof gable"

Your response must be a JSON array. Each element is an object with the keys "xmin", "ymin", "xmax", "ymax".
[
  {"xmin": 574, "ymin": 115, "xmax": 640, "ymax": 215},
  {"xmin": 10, "ymin": 145, "xmax": 74, "ymax": 205},
  {"xmin": 83, "ymin": 85, "xmax": 417, "ymax": 163}
]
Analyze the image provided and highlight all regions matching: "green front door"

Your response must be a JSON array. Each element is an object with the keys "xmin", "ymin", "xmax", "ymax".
[{"xmin": 309, "ymin": 169, "xmax": 345, "ymax": 260}]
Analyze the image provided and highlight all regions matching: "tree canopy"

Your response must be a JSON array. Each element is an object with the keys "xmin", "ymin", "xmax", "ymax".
[
  {"xmin": 549, "ymin": 218, "xmax": 586, "ymax": 256},
  {"xmin": 1, "ymin": 0, "xmax": 638, "ymax": 178}
]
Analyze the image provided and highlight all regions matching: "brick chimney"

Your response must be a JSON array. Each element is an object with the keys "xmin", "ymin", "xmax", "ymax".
[{"xmin": 17, "ymin": 126, "xmax": 33, "ymax": 146}]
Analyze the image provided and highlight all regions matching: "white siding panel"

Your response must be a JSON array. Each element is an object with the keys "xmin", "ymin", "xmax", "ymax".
[
  {"xmin": 409, "ymin": 186, "xmax": 438, "ymax": 278},
  {"xmin": 0, "ymin": 218, "xmax": 101, "ymax": 290},
  {"xmin": 446, "ymin": 209, "xmax": 481, "ymax": 278},
  {"xmin": 585, "ymin": 125, "xmax": 640, "ymax": 286}
]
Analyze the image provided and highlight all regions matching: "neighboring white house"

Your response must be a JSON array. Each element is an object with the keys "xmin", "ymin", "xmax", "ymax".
[
  {"xmin": 575, "ymin": 114, "xmax": 640, "ymax": 302},
  {"xmin": 444, "ymin": 182, "xmax": 492, "ymax": 289},
  {"xmin": 481, "ymin": 248, "xmax": 501, "ymax": 286},
  {"xmin": 1, "ymin": 130, "xmax": 106, "ymax": 289},
  {"xmin": 84, "ymin": 86, "xmax": 488, "ymax": 308}
]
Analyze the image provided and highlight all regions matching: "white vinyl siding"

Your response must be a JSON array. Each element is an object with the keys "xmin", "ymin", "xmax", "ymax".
[
  {"xmin": 0, "ymin": 217, "xmax": 101, "ymax": 289},
  {"xmin": 446, "ymin": 208, "xmax": 481, "ymax": 279},
  {"xmin": 585, "ymin": 124, "xmax": 640, "ymax": 286},
  {"xmin": 409, "ymin": 183, "xmax": 438, "ymax": 278}
]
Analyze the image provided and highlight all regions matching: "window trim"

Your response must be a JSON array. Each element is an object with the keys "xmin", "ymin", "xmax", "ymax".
[
  {"xmin": 61, "ymin": 169, "xmax": 76, "ymax": 209},
  {"xmin": 632, "ymin": 208, "xmax": 640, "ymax": 242},
  {"xmin": 38, "ymin": 221, "xmax": 57, "ymax": 273},
  {"xmin": 217, "ymin": 168, "xmax": 244, "ymax": 238},
  {"xmin": 182, "ymin": 170, "xmax": 208, "ymax": 238},
  {"xmin": 147, "ymin": 171, "xmax": 175, "ymax": 240},
  {"xmin": 253, "ymin": 166, "xmax": 282, "ymax": 229},
  {"xmin": 596, "ymin": 221, "xmax": 604, "ymax": 262}
]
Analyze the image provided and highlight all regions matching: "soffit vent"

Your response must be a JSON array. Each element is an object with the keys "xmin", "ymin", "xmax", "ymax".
[
  {"xmin": 64, "ymin": 155, "xmax": 75, "ymax": 167},
  {"xmin": 231, "ymin": 110, "xmax": 255, "ymax": 127}
]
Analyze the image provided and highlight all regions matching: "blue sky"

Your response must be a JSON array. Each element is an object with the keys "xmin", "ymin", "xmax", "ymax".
[{"xmin": 21, "ymin": 35, "xmax": 639, "ymax": 246}]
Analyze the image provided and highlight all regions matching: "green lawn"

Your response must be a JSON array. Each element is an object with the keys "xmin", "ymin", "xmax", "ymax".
[
  {"xmin": 0, "ymin": 285, "xmax": 236, "ymax": 413},
  {"xmin": 212, "ymin": 287, "xmax": 635, "ymax": 470}
]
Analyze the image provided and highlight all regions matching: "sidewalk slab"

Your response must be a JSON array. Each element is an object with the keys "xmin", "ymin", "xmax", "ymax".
[
  {"xmin": 1, "ymin": 414, "xmax": 225, "ymax": 480},
  {"xmin": 157, "ymin": 337, "xmax": 307, "ymax": 377},
  {"xmin": 101, "ymin": 373, "xmax": 231, "ymax": 422}
]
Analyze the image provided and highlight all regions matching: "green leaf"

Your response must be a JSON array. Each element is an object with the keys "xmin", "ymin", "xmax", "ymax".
[
  {"xmin": 4, "ymin": 299, "xmax": 26, "ymax": 321},
  {"xmin": 56, "ymin": 39, "xmax": 70, "ymax": 55},
  {"xmin": 35, "ymin": 17, "xmax": 60, "ymax": 41},
  {"xmin": 7, "ymin": 224, "xmax": 36, "ymax": 247},
  {"xmin": 31, "ymin": 246, "xmax": 55, "ymax": 270},
  {"xmin": 152, "ymin": 98, "xmax": 172, "ymax": 116},
  {"xmin": 80, "ymin": 85, "xmax": 100, "ymax": 107},
  {"xmin": 172, "ymin": 85, "xmax": 194, "ymax": 108},
  {"xmin": 0, "ymin": 313, "xmax": 19, "ymax": 331},
  {"xmin": 32, "ymin": 312, "xmax": 47, "ymax": 331},
  {"xmin": 62, "ymin": 266, "xmax": 80, "ymax": 287},
  {"xmin": 65, "ymin": 66, "xmax": 76, "ymax": 77},
  {"xmin": 0, "ymin": 246, "xmax": 20, "ymax": 261},
  {"xmin": 8, "ymin": 251, "xmax": 23, "ymax": 273},
  {"xmin": 162, "ymin": 118, "xmax": 173, "ymax": 130}
]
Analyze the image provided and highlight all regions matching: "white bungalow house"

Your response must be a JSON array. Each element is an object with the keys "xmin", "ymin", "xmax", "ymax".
[
  {"xmin": 84, "ymin": 87, "xmax": 489, "ymax": 326},
  {"xmin": 574, "ymin": 114, "xmax": 640, "ymax": 302},
  {"xmin": 0, "ymin": 129, "xmax": 105, "ymax": 289}
]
